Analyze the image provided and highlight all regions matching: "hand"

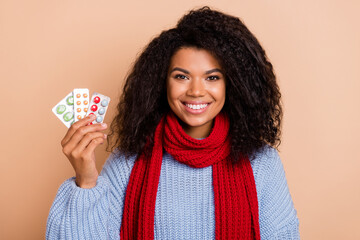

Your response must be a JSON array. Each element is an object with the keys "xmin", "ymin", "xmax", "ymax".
[{"xmin": 61, "ymin": 114, "xmax": 107, "ymax": 188}]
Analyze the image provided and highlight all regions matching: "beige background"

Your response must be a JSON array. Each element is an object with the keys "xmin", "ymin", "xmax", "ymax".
[{"xmin": 1, "ymin": 0, "xmax": 359, "ymax": 239}]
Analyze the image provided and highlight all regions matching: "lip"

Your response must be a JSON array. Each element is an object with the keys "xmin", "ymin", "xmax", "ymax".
[
  {"xmin": 182, "ymin": 100, "xmax": 211, "ymax": 105},
  {"xmin": 181, "ymin": 101, "xmax": 211, "ymax": 114}
]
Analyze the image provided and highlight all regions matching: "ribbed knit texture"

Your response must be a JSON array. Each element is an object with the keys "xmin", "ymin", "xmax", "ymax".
[
  {"xmin": 120, "ymin": 112, "xmax": 259, "ymax": 239},
  {"xmin": 46, "ymin": 145, "xmax": 300, "ymax": 240}
]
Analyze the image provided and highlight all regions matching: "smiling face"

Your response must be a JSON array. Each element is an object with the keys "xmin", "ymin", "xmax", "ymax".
[{"xmin": 166, "ymin": 47, "xmax": 226, "ymax": 139}]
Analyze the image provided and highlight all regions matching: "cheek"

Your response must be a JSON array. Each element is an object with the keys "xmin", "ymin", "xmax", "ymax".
[
  {"xmin": 167, "ymin": 81, "xmax": 185, "ymax": 101},
  {"xmin": 166, "ymin": 84, "xmax": 179, "ymax": 108},
  {"xmin": 167, "ymin": 85, "xmax": 175, "ymax": 102},
  {"xmin": 209, "ymin": 84, "xmax": 226, "ymax": 102}
]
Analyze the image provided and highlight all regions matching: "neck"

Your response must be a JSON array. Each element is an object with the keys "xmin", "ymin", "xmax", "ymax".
[{"xmin": 181, "ymin": 120, "xmax": 214, "ymax": 139}]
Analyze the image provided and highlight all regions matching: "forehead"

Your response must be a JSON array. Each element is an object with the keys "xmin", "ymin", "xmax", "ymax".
[{"xmin": 169, "ymin": 47, "xmax": 222, "ymax": 70}]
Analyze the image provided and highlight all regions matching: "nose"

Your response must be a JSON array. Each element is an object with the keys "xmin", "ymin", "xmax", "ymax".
[{"xmin": 186, "ymin": 78, "xmax": 206, "ymax": 97}]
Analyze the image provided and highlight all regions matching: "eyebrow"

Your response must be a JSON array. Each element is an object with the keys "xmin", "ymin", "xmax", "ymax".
[{"xmin": 170, "ymin": 67, "xmax": 223, "ymax": 75}]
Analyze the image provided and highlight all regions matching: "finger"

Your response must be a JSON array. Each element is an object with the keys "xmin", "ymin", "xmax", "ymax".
[
  {"xmin": 81, "ymin": 137, "xmax": 106, "ymax": 159},
  {"xmin": 61, "ymin": 114, "xmax": 96, "ymax": 147},
  {"xmin": 63, "ymin": 124, "xmax": 107, "ymax": 156},
  {"xmin": 70, "ymin": 131, "xmax": 107, "ymax": 157}
]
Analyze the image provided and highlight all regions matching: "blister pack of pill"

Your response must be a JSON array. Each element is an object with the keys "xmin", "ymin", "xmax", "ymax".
[
  {"xmin": 86, "ymin": 92, "xmax": 110, "ymax": 125},
  {"xmin": 52, "ymin": 92, "xmax": 75, "ymax": 128},
  {"xmin": 52, "ymin": 89, "xmax": 110, "ymax": 128},
  {"xmin": 73, "ymin": 88, "xmax": 89, "ymax": 122}
]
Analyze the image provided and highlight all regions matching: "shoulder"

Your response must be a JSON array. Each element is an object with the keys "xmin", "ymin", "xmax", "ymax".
[
  {"xmin": 249, "ymin": 144, "xmax": 279, "ymax": 163},
  {"xmin": 249, "ymin": 145, "xmax": 287, "ymax": 200},
  {"xmin": 248, "ymin": 144, "xmax": 290, "ymax": 206},
  {"xmin": 249, "ymin": 145, "xmax": 300, "ymax": 238},
  {"xmin": 105, "ymin": 148, "xmax": 137, "ymax": 166},
  {"xmin": 100, "ymin": 149, "xmax": 137, "ymax": 184},
  {"xmin": 249, "ymin": 144, "xmax": 283, "ymax": 183}
]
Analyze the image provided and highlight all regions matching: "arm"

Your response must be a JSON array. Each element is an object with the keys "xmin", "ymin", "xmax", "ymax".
[
  {"xmin": 252, "ymin": 146, "xmax": 300, "ymax": 239},
  {"xmin": 46, "ymin": 152, "xmax": 136, "ymax": 240}
]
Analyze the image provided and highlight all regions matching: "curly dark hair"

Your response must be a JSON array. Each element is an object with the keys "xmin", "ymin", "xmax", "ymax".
[{"xmin": 107, "ymin": 6, "xmax": 282, "ymax": 162}]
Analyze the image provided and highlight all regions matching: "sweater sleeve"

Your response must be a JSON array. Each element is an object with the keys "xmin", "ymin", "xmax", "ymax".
[
  {"xmin": 46, "ymin": 152, "xmax": 135, "ymax": 240},
  {"xmin": 251, "ymin": 146, "xmax": 300, "ymax": 240}
]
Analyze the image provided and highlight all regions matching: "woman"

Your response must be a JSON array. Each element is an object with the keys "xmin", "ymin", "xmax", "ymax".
[{"xmin": 47, "ymin": 6, "xmax": 300, "ymax": 239}]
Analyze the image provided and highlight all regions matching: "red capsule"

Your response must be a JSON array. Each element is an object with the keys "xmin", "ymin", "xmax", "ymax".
[
  {"xmin": 94, "ymin": 96, "xmax": 100, "ymax": 104},
  {"xmin": 91, "ymin": 105, "xmax": 98, "ymax": 112}
]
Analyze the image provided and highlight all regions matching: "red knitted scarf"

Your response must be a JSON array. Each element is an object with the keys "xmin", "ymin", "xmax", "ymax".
[{"xmin": 120, "ymin": 112, "xmax": 260, "ymax": 239}]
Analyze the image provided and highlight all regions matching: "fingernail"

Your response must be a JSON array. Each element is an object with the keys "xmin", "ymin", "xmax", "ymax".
[
  {"xmin": 89, "ymin": 114, "xmax": 96, "ymax": 119},
  {"xmin": 104, "ymin": 134, "xmax": 107, "ymax": 138},
  {"xmin": 101, "ymin": 123, "xmax": 107, "ymax": 127}
]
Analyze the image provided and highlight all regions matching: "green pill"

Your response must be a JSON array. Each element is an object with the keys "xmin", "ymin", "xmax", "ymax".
[
  {"xmin": 66, "ymin": 96, "xmax": 74, "ymax": 105},
  {"xmin": 56, "ymin": 105, "xmax": 66, "ymax": 114},
  {"xmin": 63, "ymin": 112, "xmax": 74, "ymax": 122}
]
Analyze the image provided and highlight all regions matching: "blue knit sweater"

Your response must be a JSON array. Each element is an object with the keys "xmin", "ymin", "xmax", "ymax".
[{"xmin": 46, "ymin": 145, "xmax": 300, "ymax": 239}]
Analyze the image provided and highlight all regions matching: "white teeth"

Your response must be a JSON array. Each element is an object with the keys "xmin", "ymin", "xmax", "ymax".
[{"xmin": 185, "ymin": 103, "xmax": 208, "ymax": 110}]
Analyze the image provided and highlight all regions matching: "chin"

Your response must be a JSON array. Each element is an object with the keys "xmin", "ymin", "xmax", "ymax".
[{"xmin": 182, "ymin": 117, "xmax": 211, "ymax": 127}]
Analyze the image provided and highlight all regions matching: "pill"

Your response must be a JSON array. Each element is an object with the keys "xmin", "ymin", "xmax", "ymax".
[
  {"xmin": 66, "ymin": 96, "xmax": 74, "ymax": 105},
  {"xmin": 98, "ymin": 108, "xmax": 105, "ymax": 115},
  {"xmin": 63, "ymin": 112, "xmax": 74, "ymax": 122},
  {"xmin": 84, "ymin": 108, "xmax": 88, "ymax": 112},
  {"xmin": 85, "ymin": 92, "xmax": 110, "ymax": 125},
  {"xmin": 91, "ymin": 105, "xmax": 98, "ymax": 112},
  {"xmin": 94, "ymin": 96, "xmax": 100, "ymax": 104},
  {"xmin": 56, "ymin": 105, "xmax": 66, "ymax": 114},
  {"xmin": 73, "ymin": 88, "xmax": 90, "ymax": 123},
  {"xmin": 52, "ymin": 92, "xmax": 74, "ymax": 128},
  {"xmin": 96, "ymin": 116, "xmax": 103, "ymax": 123},
  {"xmin": 101, "ymin": 99, "xmax": 108, "ymax": 107}
]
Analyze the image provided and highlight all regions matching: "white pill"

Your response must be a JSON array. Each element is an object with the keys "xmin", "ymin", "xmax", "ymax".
[
  {"xmin": 101, "ymin": 99, "xmax": 108, "ymax": 107},
  {"xmin": 98, "ymin": 108, "xmax": 105, "ymax": 115},
  {"xmin": 96, "ymin": 116, "xmax": 103, "ymax": 123}
]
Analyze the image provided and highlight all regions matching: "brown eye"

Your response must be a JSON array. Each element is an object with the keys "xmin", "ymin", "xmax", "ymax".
[
  {"xmin": 174, "ymin": 74, "xmax": 188, "ymax": 80},
  {"xmin": 207, "ymin": 75, "xmax": 220, "ymax": 81}
]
